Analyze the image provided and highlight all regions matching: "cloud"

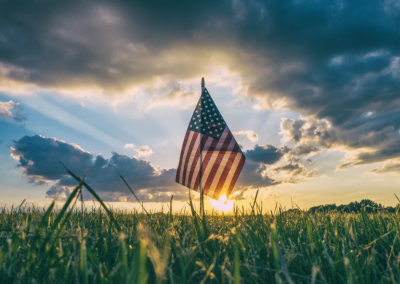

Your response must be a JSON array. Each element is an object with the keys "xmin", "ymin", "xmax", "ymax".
[
  {"xmin": 370, "ymin": 159, "xmax": 400, "ymax": 174},
  {"xmin": 291, "ymin": 144, "xmax": 320, "ymax": 156},
  {"xmin": 235, "ymin": 161, "xmax": 280, "ymax": 189},
  {"xmin": 280, "ymin": 117, "xmax": 334, "ymax": 148},
  {"xmin": 134, "ymin": 145, "xmax": 154, "ymax": 159},
  {"xmin": 147, "ymin": 82, "xmax": 197, "ymax": 109},
  {"xmin": 10, "ymin": 135, "xmax": 182, "ymax": 202},
  {"xmin": 0, "ymin": 100, "xmax": 26, "ymax": 123},
  {"xmin": 124, "ymin": 143, "xmax": 154, "ymax": 159},
  {"xmin": 273, "ymin": 162, "xmax": 316, "ymax": 182},
  {"xmin": 235, "ymin": 144, "xmax": 315, "ymax": 190},
  {"xmin": 337, "ymin": 162, "xmax": 355, "ymax": 170},
  {"xmin": 10, "ymin": 135, "xmax": 93, "ymax": 184},
  {"xmin": 0, "ymin": 100, "xmax": 14, "ymax": 117},
  {"xmin": 305, "ymin": 171, "xmax": 317, "ymax": 178},
  {"xmin": 274, "ymin": 163, "xmax": 307, "ymax": 176},
  {"xmin": 124, "ymin": 143, "xmax": 154, "ymax": 160},
  {"xmin": 245, "ymin": 144, "xmax": 289, "ymax": 164},
  {"xmin": 230, "ymin": 188, "xmax": 247, "ymax": 201},
  {"xmin": 280, "ymin": 115, "xmax": 400, "ymax": 166},
  {"xmin": 46, "ymin": 185, "xmax": 72, "ymax": 201},
  {"xmin": 233, "ymin": 130, "xmax": 259, "ymax": 143}
]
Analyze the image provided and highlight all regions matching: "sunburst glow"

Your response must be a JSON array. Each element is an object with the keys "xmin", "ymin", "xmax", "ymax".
[{"xmin": 210, "ymin": 195, "xmax": 234, "ymax": 212}]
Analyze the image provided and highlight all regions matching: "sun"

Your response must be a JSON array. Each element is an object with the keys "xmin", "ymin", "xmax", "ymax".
[{"xmin": 210, "ymin": 194, "xmax": 234, "ymax": 212}]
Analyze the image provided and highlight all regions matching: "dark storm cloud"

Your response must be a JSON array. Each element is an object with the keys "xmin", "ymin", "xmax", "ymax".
[
  {"xmin": 245, "ymin": 144, "xmax": 289, "ymax": 164},
  {"xmin": 235, "ymin": 144, "xmax": 315, "ymax": 190},
  {"xmin": 1, "ymin": 0, "xmax": 399, "ymax": 97},
  {"xmin": 2, "ymin": 0, "xmax": 400, "ymax": 165},
  {"xmin": 11, "ymin": 135, "xmax": 183, "ymax": 202},
  {"xmin": 0, "ymin": 0, "xmax": 229, "ymax": 90},
  {"xmin": 235, "ymin": 161, "xmax": 279, "ymax": 189},
  {"xmin": 10, "ymin": 135, "xmax": 93, "ymax": 184}
]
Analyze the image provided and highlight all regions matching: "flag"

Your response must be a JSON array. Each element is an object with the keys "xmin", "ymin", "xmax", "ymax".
[{"xmin": 176, "ymin": 87, "xmax": 245, "ymax": 200}]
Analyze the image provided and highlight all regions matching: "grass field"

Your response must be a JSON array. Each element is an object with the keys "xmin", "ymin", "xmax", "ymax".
[{"xmin": 1, "ymin": 169, "xmax": 400, "ymax": 283}]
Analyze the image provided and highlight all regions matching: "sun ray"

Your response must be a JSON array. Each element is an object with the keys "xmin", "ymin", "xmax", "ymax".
[{"xmin": 210, "ymin": 194, "xmax": 234, "ymax": 212}]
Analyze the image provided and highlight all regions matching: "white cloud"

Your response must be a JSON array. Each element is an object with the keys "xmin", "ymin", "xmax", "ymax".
[
  {"xmin": 134, "ymin": 145, "xmax": 154, "ymax": 159},
  {"xmin": 118, "ymin": 196, "xmax": 128, "ymax": 202},
  {"xmin": 0, "ymin": 100, "xmax": 19, "ymax": 117},
  {"xmin": 124, "ymin": 143, "xmax": 154, "ymax": 159},
  {"xmin": 233, "ymin": 130, "xmax": 259, "ymax": 143},
  {"xmin": 9, "ymin": 147, "xmax": 19, "ymax": 160}
]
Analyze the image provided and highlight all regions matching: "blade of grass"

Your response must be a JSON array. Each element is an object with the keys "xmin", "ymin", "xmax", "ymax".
[
  {"xmin": 120, "ymin": 175, "xmax": 152, "ymax": 221},
  {"xmin": 59, "ymin": 161, "xmax": 122, "ymax": 232},
  {"xmin": 169, "ymin": 195, "xmax": 174, "ymax": 224}
]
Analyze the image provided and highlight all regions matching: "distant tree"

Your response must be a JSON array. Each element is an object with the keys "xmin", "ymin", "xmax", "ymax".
[{"xmin": 303, "ymin": 199, "xmax": 399, "ymax": 214}]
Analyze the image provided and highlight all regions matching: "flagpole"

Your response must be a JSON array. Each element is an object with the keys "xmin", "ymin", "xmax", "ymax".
[{"xmin": 200, "ymin": 77, "xmax": 205, "ymax": 215}]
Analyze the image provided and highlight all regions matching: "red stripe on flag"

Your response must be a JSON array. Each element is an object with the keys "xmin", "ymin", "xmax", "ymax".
[
  {"xmin": 176, "ymin": 130, "xmax": 191, "ymax": 182},
  {"xmin": 181, "ymin": 132, "xmax": 199, "ymax": 185}
]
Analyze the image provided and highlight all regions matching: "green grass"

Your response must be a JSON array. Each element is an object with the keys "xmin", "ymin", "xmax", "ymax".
[{"xmin": 1, "ymin": 169, "xmax": 400, "ymax": 283}]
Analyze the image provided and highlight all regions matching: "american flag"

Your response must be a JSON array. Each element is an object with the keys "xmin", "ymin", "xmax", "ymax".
[{"xmin": 176, "ymin": 88, "xmax": 245, "ymax": 200}]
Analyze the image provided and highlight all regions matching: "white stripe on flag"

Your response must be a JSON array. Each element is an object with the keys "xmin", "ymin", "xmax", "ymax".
[
  {"xmin": 189, "ymin": 136, "xmax": 213, "ymax": 190},
  {"xmin": 200, "ymin": 151, "xmax": 220, "ymax": 190},
  {"xmin": 207, "ymin": 151, "xmax": 235, "ymax": 198},
  {"xmin": 215, "ymin": 127, "xmax": 229, "ymax": 151}
]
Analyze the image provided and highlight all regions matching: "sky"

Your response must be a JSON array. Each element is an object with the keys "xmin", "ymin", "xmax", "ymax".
[{"xmin": 1, "ymin": 0, "xmax": 400, "ymax": 211}]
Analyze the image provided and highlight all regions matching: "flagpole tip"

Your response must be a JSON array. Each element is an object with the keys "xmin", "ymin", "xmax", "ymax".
[{"xmin": 201, "ymin": 77, "xmax": 205, "ymax": 88}]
